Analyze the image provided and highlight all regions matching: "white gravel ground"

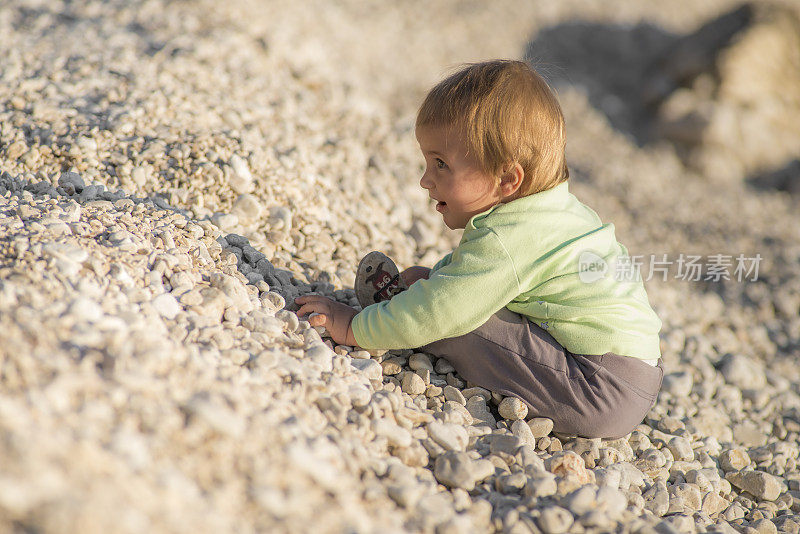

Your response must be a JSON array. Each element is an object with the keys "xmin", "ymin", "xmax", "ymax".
[{"xmin": 1, "ymin": 1, "xmax": 799, "ymax": 533}]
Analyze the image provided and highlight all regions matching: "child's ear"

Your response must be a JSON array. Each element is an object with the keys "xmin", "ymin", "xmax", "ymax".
[{"xmin": 499, "ymin": 162, "xmax": 524, "ymax": 198}]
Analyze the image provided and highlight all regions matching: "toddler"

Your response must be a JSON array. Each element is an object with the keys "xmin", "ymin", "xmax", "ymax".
[{"xmin": 296, "ymin": 60, "xmax": 663, "ymax": 439}]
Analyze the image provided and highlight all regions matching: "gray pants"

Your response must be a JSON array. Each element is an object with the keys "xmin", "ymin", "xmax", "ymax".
[{"xmin": 422, "ymin": 308, "xmax": 663, "ymax": 439}]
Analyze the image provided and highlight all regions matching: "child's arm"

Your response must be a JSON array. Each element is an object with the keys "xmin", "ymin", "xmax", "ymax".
[
  {"xmin": 295, "ymin": 267, "xmax": 430, "ymax": 347},
  {"xmin": 295, "ymin": 295, "xmax": 358, "ymax": 346},
  {"xmin": 351, "ymin": 228, "xmax": 521, "ymax": 350}
]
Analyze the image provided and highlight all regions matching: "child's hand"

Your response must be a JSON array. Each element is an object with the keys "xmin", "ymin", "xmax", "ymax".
[
  {"xmin": 400, "ymin": 266, "xmax": 431, "ymax": 286},
  {"xmin": 295, "ymin": 295, "xmax": 358, "ymax": 346}
]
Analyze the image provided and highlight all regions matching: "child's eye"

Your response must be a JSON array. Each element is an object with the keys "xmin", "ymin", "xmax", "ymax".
[{"xmin": 435, "ymin": 158, "xmax": 447, "ymax": 170}]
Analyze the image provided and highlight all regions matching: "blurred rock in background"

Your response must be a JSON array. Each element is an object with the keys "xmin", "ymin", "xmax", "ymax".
[{"xmin": 528, "ymin": 1, "xmax": 800, "ymax": 190}]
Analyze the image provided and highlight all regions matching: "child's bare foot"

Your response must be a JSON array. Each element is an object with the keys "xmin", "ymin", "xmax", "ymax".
[{"xmin": 355, "ymin": 251, "xmax": 408, "ymax": 308}]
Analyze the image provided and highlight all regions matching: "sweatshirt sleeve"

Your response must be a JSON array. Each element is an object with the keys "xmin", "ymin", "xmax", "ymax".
[
  {"xmin": 351, "ymin": 228, "xmax": 522, "ymax": 349},
  {"xmin": 431, "ymin": 252, "xmax": 453, "ymax": 273}
]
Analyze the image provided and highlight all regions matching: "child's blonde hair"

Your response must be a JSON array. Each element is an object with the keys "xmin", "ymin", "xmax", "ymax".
[{"xmin": 416, "ymin": 60, "xmax": 569, "ymax": 197}]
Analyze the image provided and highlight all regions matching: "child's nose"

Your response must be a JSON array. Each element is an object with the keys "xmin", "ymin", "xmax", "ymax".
[{"xmin": 419, "ymin": 171, "xmax": 433, "ymax": 190}]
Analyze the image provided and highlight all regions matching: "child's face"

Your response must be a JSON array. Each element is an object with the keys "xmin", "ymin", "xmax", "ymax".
[{"xmin": 416, "ymin": 125, "xmax": 502, "ymax": 230}]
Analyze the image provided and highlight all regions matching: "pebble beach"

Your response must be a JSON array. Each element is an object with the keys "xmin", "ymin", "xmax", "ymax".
[{"xmin": 1, "ymin": 1, "xmax": 800, "ymax": 532}]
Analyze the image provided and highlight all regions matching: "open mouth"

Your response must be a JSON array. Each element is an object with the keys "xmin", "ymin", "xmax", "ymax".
[{"xmin": 435, "ymin": 201, "xmax": 447, "ymax": 212}]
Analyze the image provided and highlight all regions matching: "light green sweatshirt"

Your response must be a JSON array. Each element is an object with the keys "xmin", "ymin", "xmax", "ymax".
[{"xmin": 351, "ymin": 181, "xmax": 662, "ymax": 360}]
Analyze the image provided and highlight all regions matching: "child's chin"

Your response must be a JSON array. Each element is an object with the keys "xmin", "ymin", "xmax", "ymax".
[{"xmin": 442, "ymin": 218, "xmax": 462, "ymax": 230}]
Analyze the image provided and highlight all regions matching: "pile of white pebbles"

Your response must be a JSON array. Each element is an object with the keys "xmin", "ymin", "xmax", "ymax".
[{"xmin": 1, "ymin": 1, "xmax": 799, "ymax": 532}]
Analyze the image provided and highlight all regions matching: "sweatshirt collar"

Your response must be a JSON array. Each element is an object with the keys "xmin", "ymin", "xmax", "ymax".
[{"xmin": 466, "ymin": 180, "xmax": 570, "ymax": 230}]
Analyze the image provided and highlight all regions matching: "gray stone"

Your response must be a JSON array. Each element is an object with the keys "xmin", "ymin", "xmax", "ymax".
[
  {"xmin": 524, "ymin": 472, "xmax": 557, "ymax": 498},
  {"xmin": 667, "ymin": 436, "xmax": 694, "ymax": 462},
  {"xmin": 749, "ymin": 518, "xmax": 778, "ymax": 534},
  {"xmin": 662, "ymin": 371, "xmax": 693, "ymax": 397},
  {"xmin": 615, "ymin": 463, "xmax": 646, "ymax": 491},
  {"xmin": 594, "ymin": 467, "xmax": 622, "ymax": 490},
  {"xmin": 441, "ymin": 402, "xmax": 472, "ymax": 426},
  {"xmin": 434, "ymin": 451, "xmax": 490, "ymax": 491},
  {"xmin": 211, "ymin": 272, "xmax": 254, "ymax": 312},
  {"xmin": 169, "ymin": 271, "xmax": 195, "ymax": 292},
  {"xmin": 718, "ymin": 353, "xmax": 766, "ymax": 389},
  {"xmin": 442, "ymin": 385, "xmax": 466, "ymax": 405},
  {"xmin": 643, "ymin": 480, "xmax": 669, "ymax": 516},
  {"xmin": 561, "ymin": 485, "xmax": 597, "ymax": 516},
  {"xmin": 58, "ymin": 171, "xmax": 85, "ymax": 193},
  {"xmin": 224, "ymin": 233, "xmax": 248, "ymax": 248},
  {"xmin": 408, "ymin": 352, "xmax": 433, "ymax": 372},
  {"xmin": 668, "ymin": 483, "xmax": 701, "ymax": 511},
  {"xmin": 350, "ymin": 358, "xmax": 382, "ymax": 381},
  {"xmin": 232, "ymin": 194, "xmax": 263, "ymax": 224},
  {"xmin": 596, "ymin": 486, "xmax": 626, "ymax": 517},
  {"xmin": 255, "ymin": 258, "xmax": 275, "ymax": 278},
  {"xmin": 517, "ymin": 444, "xmax": 545, "ymax": 472},
  {"xmin": 229, "ymin": 154, "xmax": 254, "ymax": 193},
  {"xmin": 496, "ymin": 472, "xmax": 527, "ymax": 494},
  {"xmin": 400, "ymin": 372, "xmax": 426, "ymax": 395},
  {"xmin": 381, "ymin": 357, "xmax": 403, "ymax": 376},
  {"xmin": 465, "ymin": 395, "xmax": 496, "ymax": 427},
  {"xmin": 489, "ymin": 433, "xmax": 523, "ymax": 456},
  {"xmin": 427, "ymin": 421, "xmax": 469, "ymax": 451},
  {"xmin": 748, "ymin": 445, "xmax": 773, "ymax": 464},
  {"xmin": 152, "ymin": 293, "xmax": 182, "ymax": 319},
  {"xmin": 537, "ymin": 506, "xmax": 573, "ymax": 534},
  {"xmin": 511, "ymin": 419, "xmax": 536, "ymax": 448},
  {"xmin": 263, "ymin": 291, "xmax": 285, "ymax": 310},
  {"xmin": 78, "ymin": 184, "xmax": 102, "ymax": 201},
  {"xmin": 434, "ymin": 358, "xmax": 455, "ymax": 375},
  {"xmin": 636, "ymin": 448, "xmax": 667, "ymax": 472},
  {"xmin": 719, "ymin": 448, "xmax": 750, "ymax": 472},
  {"xmin": 243, "ymin": 311, "xmax": 283, "ymax": 335},
  {"xmin": 701, "ymin": 492, "xmax": 729, "ymax": 518},
  {"xmin": 372, "ymin": 419, "xmax": 412, "ymax": 448},
  {"xmin": 43, "ymin": 242, "xmax": 88, "ymax": 267},
  {"xmin": 241, "ymin": 245, "xmax": 266, "ymax": 265},
  {"xmin": 725, "ymin": 470, "xmax": 784, "ymax": 501},
  {"xmin": 565, "ymin": 437, "xmax": 601, "ymax": 461},
  {"xmin": 68, "ymin": 297, "xmax": 104, "ymax": 322},
  {"xmin": 386, "ymin": 483, "xmax": 424, "ymax": 509},
  {"xmin": 527, "ymin": 417, "xmax": 554, "ymax": 438},
  {"xmin": 267, "ymin": 206, "xmax": 292, "ymax": 232},
  {"xmin": 461, "ymin": 386, "xmax": 491, "ymax": 400},
  {"xmin": 306, "ymin": 344, "xmax": 334, "ymax": 373},
  {"xmin": 498, "ymin": 396, "xmax": 528, "ymax": 421},
  {"xmin": 211, "ymin": 212, "xmax": 239, "ymax": 231},
  {"xmin": 733, "ymin": 422, "xmax": 767, "ymax": 447}
]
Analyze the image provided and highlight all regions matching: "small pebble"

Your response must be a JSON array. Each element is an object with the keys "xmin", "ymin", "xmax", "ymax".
[
  {"xmin": 527, "ymin": 417, "xmax": 554, "ymax": 438},
  {"xmin": 498, "ymin": 397, "xmax": 528, "ymax": 421}
]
